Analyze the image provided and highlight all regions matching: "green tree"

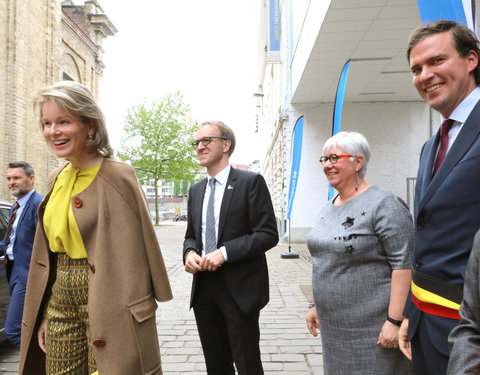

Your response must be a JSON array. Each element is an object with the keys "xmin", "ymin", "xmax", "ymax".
[
  {"xmin": 181, "ymin": 179, "xmax": 193, "ymax": 196},
  {"xmin": 117, "ymin": 92, "xmax": 198, "ymax": 225},
  {"xmin": 173, "ymin": 180, "xmax": 195, "ymax": 197}
]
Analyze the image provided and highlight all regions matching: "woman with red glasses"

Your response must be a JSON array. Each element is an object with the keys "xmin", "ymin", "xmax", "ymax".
[{"xmin": 305, "ymin": 131, "xmax": 413, "ymax": 374}]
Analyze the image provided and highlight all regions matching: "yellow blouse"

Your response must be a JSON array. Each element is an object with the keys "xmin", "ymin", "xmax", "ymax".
[{"xmin": 44, "ymin": 163, "xmax": 101, "ymax": 259}]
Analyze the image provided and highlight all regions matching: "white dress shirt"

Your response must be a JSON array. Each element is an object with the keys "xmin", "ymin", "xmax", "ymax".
[
  {"xmin": 441, "ymin": 86, "xmax": 480, "ymax": 154},
  {"xmin": 201, "ymin": 165, "xmax": 231, "ymax": 260}
]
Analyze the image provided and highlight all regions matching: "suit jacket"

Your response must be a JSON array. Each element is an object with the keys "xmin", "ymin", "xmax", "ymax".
[
  {"xmin": 404, "ymin": 100, "xmax": 480, "ymax": 337},
  {"xmin": 0, "ymin": 191, "xmax": 43, "ymax": 286},
  {"xmin": 183, "ymin": 168, "xmax": 278, "ymax": 316},
  {"xmin": 19, "ymin": 158, "xmax": 172, "ymax": 375},
  {"xmin": 447, "ymin": 230, "xmax": 480, "ymax": 375}
]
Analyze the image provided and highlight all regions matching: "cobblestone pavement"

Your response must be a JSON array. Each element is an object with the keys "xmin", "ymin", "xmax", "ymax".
[{"xmin": 0, "ymin": 221, "xmax": 323, "ymax": 374}]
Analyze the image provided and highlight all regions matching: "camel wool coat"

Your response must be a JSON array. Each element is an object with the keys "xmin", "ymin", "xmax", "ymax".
[{"xmin": 19, "ymin": 158, "xmax": 172, "ymax": 375}]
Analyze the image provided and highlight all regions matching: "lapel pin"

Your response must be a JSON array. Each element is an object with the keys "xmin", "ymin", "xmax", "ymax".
[{"xmin": 227, "ymin": 185, "xmax": 234, "ymax": 190}]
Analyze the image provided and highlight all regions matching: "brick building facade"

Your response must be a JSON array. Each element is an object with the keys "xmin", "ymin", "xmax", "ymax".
[{"xmin": 0, "ymin": 0, "xmax": 116, "ymax": 200}]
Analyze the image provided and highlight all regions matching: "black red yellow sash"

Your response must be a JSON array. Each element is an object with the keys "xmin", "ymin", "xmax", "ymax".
[{"xmin": 411, "ymin": 268, "xmax": 462, "ymax": 320}]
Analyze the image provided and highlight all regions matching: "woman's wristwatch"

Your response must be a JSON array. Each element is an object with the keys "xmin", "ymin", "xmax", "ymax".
[
  {"xmin": 386, "ymin": 315, "xmax": 403, "ymax": 326},
  {"xmin": 308, "ymin": 303, "xmax": 315, "ymax": 309}
]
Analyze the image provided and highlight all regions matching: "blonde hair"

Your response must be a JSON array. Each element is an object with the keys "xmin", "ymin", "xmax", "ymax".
[
  {"xmin": 34, "ymin": 81, "xmax": 113, "ymax": 158},
  {"xmin": 199, "ymin": 121, "xmax": 236, "ymax": 156}
]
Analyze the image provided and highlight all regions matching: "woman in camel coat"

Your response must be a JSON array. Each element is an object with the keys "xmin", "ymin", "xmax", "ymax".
[{"xmin": 19, "ymin": 81, "xmax": 172, "ymax": 375}]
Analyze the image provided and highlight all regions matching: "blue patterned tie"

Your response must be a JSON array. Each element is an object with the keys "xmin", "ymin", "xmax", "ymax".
[{"xmin": 205, "ymin": 178, "xmax": 217, "ymax": 254}]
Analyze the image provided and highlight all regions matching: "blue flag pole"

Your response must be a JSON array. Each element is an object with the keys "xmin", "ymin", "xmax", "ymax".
[
  {"xmin": 328, "ymin": 60, "xmax": 351, "ymax": 200},
  {"xmin": 283, "ymin": 116, "xmax": 304, "ymax": 259}
]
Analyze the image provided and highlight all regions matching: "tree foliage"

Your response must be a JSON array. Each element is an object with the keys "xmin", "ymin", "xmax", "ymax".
[
  {"xmin": 117, "ymin": 92, "xmax": 198, "ymax": 224},
  {"xmin": 173, "ymin": 180, "xmax": 193, "ymax": 197}
]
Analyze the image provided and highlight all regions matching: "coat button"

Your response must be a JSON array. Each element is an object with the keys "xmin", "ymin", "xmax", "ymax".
[
  {"xmin": 93, "ymin": 339, "xmax": 105, "ymax": 348},
  {"xmin": 73, "ymin": 196, "xmax": 82, "ymax": 208},
  {"xmin": 88, "ymin": 264, "xmax": 95, "ymax": 273},
  {"xmin": 417, "ymin": 223, "xmax": 424, "ymax": 230}
]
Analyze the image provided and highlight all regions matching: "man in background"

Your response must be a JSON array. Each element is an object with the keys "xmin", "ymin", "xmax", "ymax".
[
  {"xmin": 183, "ymin": 121, "xmax": 278, "ymax": 374},
  {"xmin": 0, "ymin": 161, "xmax": 42, "ymax": 347}
]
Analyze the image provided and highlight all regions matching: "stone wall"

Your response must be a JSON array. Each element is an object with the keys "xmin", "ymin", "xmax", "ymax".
[
  {"xmin": 0, "ymin": 0, "xmax": 116, "ymax": 201},
  {"xmin": 0, "ymin": 0, "xmax": 62, "ymax": 200}
]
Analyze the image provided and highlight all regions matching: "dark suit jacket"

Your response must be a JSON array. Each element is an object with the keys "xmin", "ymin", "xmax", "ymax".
[
  {"xmin": 405, "ymin": 100, "xmax": 480, "ymax": 338},
  {"xmin": 447, "ymin": 230, "xmax": 480, "ymax": 375},
  {"xmin": 0, "ymin": 191, "xmax": 43, "ymax": 286},
  {"xmin": 183, "ymin": 168, "xmax": 278, "ymax": 316}
]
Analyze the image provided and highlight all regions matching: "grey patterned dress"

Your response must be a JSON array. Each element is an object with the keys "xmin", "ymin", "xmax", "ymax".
[{"xmin": 307, "ymin": 185, "xmax": 413, "ymax": 374}]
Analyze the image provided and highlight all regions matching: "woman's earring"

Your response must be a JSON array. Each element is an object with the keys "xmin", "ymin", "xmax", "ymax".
[
  {"xmin": 355, "ymin": 171, "xmax": 359, "ymax": 191},
  {"xmin": 86, "ymin": 133, "xmax": 94, "ymax": 147}
]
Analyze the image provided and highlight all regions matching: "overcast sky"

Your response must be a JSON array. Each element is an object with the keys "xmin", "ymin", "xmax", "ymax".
[{"xmin": 96, "ymin": 0, "xmax": 263, "ymax": 164}]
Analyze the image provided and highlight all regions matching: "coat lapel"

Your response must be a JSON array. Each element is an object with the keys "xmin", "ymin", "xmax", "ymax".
[
  {"xmin": 423, "ymin": 136, "xmax": 438, "ymax": 188},
  {"xmin": 419, "ymin": 102, "xmax": 480, "ymax": 211},
  {"xmin": 195, "ymin": 178, "xmax": 208, "ymax": 245},
  {"xmin": 16, "ymin": 193, "xmax": 35, "ymax": 228},
  {"xmin": 218, "ymin": 168, "xmax": 237, "ymax": 241}
]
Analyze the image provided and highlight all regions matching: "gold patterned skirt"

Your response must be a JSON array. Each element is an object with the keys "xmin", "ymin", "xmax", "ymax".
[{"xmin": 46, "ymin": 252, "xmax": 97, "ymax": 375}]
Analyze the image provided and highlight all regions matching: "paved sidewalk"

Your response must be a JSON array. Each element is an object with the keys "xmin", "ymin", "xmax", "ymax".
[
  {"xmin": 157, "ymin": 222, "xmax": 322, "ymax": 374},
  {"xmin": 0, "ymin": 222, "xmax": 323, "ymax": 374}
]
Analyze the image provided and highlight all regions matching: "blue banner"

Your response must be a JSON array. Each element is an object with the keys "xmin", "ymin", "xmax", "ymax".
[
  {"xmin": 332, "ymin": 60, "xmax": 350, "ymax": 137},
  {"xmin": 417, "ymin": 0, "xmax": 467, "ymax": 25},
  {"xmin": 328, "ymin": 60, "xmax": 351, "ymax": 199},
  {"xmin": 287, "ymin": 116, "xmax": 304, "ymax": 220},
  {"xmin": 268, "ymin": 0, "xmax": 281, "ymax": 62},
  {"xmin": 416, "ymin": 0, "xmax": 476, "ymax": 33}
]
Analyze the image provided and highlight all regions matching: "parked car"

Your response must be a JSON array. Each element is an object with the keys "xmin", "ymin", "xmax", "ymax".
[
  {"xmin": 0, "ymin": 201, "xmax": 10, "ymax": 237},
  {"xmin": 0, "ymin": 201, "xmax": 11, "ymax": 341}
]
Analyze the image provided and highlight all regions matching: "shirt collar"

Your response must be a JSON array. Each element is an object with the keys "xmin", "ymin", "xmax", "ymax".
[
  {"xmin": 16, "ymin": 189, "xmax": 35, "ymax": 207},
  {"xmin": 445, "ymin": 86, "xmax": 480, "ymax": 124},
  {"xmin": 208, "ymin": 165, "xmax": 231, "ymax": 186}
]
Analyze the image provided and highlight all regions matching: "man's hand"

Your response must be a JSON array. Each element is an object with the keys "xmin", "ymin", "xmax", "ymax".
[
  {"xmin": 185, "ymin": 251, "xmax": 203, "ymax": 274},
  {"xmin": 200, "ymin": 249, "xmax": 225, "ymax": 272},
  {"xmin": 305, "ymin": 306, "xmax": 320, "ymax": 337},
  {"xmin": 398, "ymin": 318, "xmax": 412, "ymax": 360}
]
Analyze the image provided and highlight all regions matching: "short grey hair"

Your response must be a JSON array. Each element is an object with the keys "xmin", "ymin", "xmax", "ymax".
[
  {"xmin": 8, "ymin": 161, "xmax": 35, "ymax": 178},
  {"xmin": 322, "ymin": 131, "xmax": 371, "ymax": 178}
]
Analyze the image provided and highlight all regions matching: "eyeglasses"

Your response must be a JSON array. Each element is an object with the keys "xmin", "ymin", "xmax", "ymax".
[
  {"xmin": 191, "ymin": 136, "xmax": 228, "ymax": 148},
  {"xmin": 319, "ymin": 154, "xmax": 354, "ymax": 165}
]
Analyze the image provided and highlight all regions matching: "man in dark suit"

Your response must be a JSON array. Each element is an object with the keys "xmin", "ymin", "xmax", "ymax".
[
  {"xmin": 183, "ymin": 121, "xmax": 278, "ymax": 375},
  {"xmin": 398, "ymin": 21, "xmax": 480, "ymax": 374},
  {"xmin": 0, "ymin": 161, "xmax": 42, "ymax": 347}
]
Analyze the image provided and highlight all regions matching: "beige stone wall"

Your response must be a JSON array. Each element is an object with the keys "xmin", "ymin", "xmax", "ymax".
[
  {"xmin": 61, "ymin": 8, "xmax": 106, "ymax": 98},
  {"xmin": 0, "ymin": 1, "xmax": 115, "ymax": 201},
  {"xmin": 0, "ymin": 0, "xmax": 62, "ymax": 201}
]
